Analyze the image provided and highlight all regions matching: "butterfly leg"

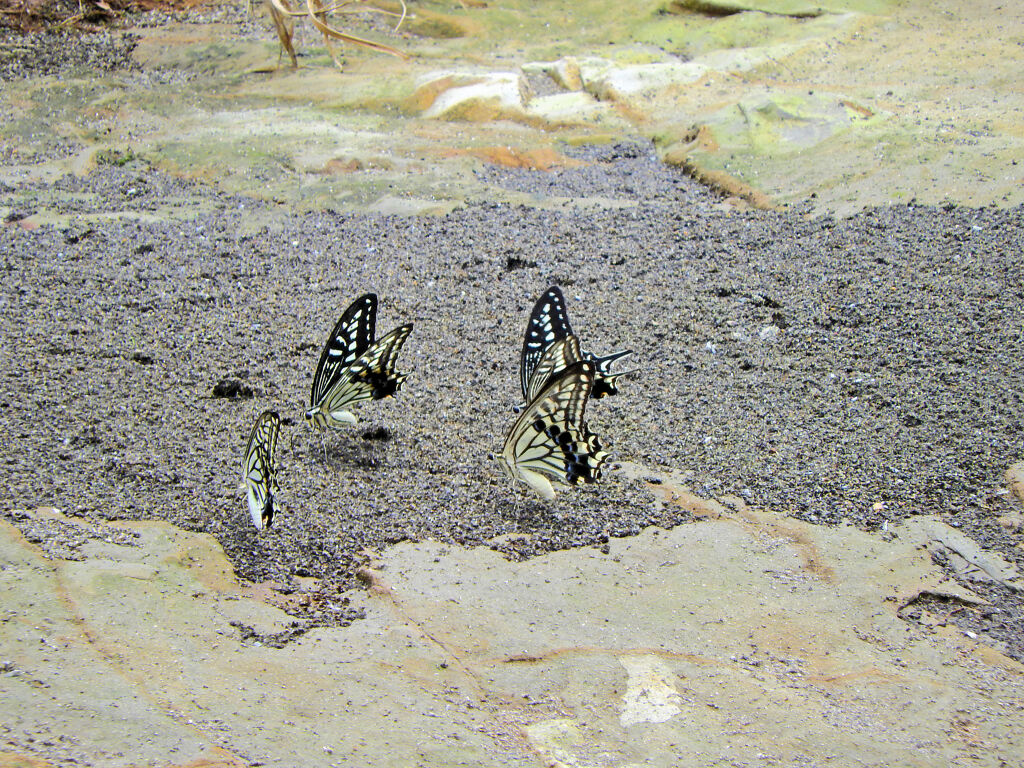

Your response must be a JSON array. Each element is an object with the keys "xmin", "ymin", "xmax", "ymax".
[{"xmin": 308, "ymin": 420, "xmax": 329, "ymax": 462}]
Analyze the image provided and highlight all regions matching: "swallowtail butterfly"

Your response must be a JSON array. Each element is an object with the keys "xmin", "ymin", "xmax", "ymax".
[
  {"xmin": 499, "ymin": 359, "xmax": 608, "ymax": 501},
  {"xmin": 520, "ymin": 286, "xmax": 635, "ymax": 403},
  {"xmin": 244, "ymin": 410, "xmax": 280, "ymax": 529},
  {"xmin": 305, "ymin": 319, "xmax": 413, "ymax": 430}
]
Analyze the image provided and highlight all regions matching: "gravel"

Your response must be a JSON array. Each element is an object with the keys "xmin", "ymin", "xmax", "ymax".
[{"xmin": 0, "ymin": 27, "xmax": 139, "ymax": 80}]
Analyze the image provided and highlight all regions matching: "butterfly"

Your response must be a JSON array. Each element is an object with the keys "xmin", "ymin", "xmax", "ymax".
[
  {"xmin": 305, "ymin": 294, "xmax": 413, "ymax": 430},
  {"xmin": 520, "ymin": 286, "xmax": 635, "ymax": 405},
  {"xmin": 499, "ymin": 358, "xmax": 609, "ymax": 501},
  {"xmin": 243, "ymin": 410, "xmax": 280, "ymax": 530}
]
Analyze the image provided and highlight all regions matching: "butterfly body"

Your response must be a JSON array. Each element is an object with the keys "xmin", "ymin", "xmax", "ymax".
[
  {"xmin": 305, "ymin": 294, "xmax": 412, "ymax": 430},
  {"xmin": 306, "ymin": 405, "xmax": 357, "ymax": 429},
  {"xmin": 244, "ymin": 410, "xmax": 281, "ymax": 529},
  {"xmin": 500, "ymin": 358, "xmax": 608, "ymax": 500}
]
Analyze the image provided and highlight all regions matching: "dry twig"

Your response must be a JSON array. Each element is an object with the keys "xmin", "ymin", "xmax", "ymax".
[{"xmin": 264, "ymin": 0, "xmax": 409, "ymax": 71}]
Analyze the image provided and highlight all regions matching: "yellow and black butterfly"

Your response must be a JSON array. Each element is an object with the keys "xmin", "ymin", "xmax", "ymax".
[
  {"xmin": 305, "ymin": 294, "xmax": 413, "ymax": 430},
  {"xmin": 520, "ymin": 285, "xmax": 634, "ymax": 403},
  {"xmin": 244, "ymin": 410, "xmax": 280, "ymax": 530},
  {"xmin": 499, "ymin": 354, "xmax": 608, "ymax": 501}
]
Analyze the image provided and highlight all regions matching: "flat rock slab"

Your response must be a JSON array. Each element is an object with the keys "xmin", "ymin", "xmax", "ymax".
[{"xmin": 3, "ymin": 502, "xmax": 1022, "ymax": 767}]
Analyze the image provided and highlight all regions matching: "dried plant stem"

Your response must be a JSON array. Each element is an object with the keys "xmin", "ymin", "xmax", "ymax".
[
  {"xmin": 266, "ymin": 0, "xmax": 298, "ymax": 67},
  {"xmin": 265, "ymin": 0, "xmax": 409, "ymax": 71}
]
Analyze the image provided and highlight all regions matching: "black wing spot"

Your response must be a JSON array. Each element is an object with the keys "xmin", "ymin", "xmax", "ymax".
[{"xmin": 263, "ymin": 494, "xmax": 275, "ymax": 529}]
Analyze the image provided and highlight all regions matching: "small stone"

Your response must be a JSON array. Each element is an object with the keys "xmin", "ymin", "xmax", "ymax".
[
  {"xmin": 1005, "ymin": 463, "xmax": 1024, "ymax": 507},
  {"xmin": 212, "ymin": 379, "xmax": 253, "ymax": 398}
]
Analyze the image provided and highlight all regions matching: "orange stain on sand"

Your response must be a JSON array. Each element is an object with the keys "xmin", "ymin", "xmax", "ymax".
[{"xmin": 442, "ymin": 145, "xmax": 586, "ymax": 171}]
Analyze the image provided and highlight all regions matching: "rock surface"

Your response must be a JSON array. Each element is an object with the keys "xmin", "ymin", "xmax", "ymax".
[{"xmin": 3, "ymin": 497, "xmax": 1023, "ymax": 767}]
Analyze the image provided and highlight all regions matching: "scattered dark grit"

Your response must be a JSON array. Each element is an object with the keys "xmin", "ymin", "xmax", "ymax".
[{"xmin": 1, "ymin": 147, "xmax": 1022, "ymax": 657}]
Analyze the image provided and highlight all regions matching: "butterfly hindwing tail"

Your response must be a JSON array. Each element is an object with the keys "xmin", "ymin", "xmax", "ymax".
[{"xmin": 586, "ymin": 348, "xmax": 637, "ymax": 398}]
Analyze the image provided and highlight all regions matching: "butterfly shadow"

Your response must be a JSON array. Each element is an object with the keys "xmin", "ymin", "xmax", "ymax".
[
  {"xmin": 492, "ymin": 491, "xmax": 566, "ymax": 535},
  {"xmin": 296, "ymin": 424, "xmax": 393, "ymax": 470}
]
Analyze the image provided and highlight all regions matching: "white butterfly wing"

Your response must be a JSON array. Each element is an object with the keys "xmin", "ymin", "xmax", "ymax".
[
  {"xmin": 520, "ymin": 286, "xmax": 574, "ymax": 400},
  {"xmin": 523, "ymin": 335, "xmax": 583, "ymax": 405},
  {"xmin": 520, "ymin": 285, "xmax": 635, "ymax": 401},
  {"xmin": 311, "ymin": 323, "xmax": 413, "ymax": 428},
  {"xmin": 246, "ymin": 483, "xmax": 264, "ymax": 528},
  {"xmin": 517, "ymin": 467, "xmax": 557, "ymax": 501}
]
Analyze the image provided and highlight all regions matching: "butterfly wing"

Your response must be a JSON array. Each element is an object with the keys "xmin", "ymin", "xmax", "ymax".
[
  {"xmin": 501, "ymin": 360, "xmax": 608, "ymax": 500},
  {"xmin": 243, "ymin": 410, "xmax": 280, "ymax": 529},
  {"xmin": 524, "ymin": 335, "xmax": 583, "ymax": 404},
  {"xmin": 520, "ymin": 286, "xmax": 574, "ymax": 400},
  {"xmin": 584, "ymin": 348, "xmax": 637, "ymax": 398},
  {"xmin": 314, "ymin": 323, "xmax": 413, "ymax": 427},
  {"xmin": 520, "ymin": 286, "xmax": 634, "ymax": 401},
  {"xmin": 309, "ymin": 294, "xmax": 377, "ymax": 409}
]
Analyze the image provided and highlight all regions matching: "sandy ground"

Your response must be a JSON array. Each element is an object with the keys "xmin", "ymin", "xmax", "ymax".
[{"xmin": 2, "ymin": 137, "xmax": 1023, "ymax": 657}]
